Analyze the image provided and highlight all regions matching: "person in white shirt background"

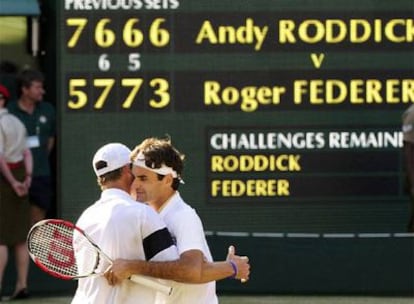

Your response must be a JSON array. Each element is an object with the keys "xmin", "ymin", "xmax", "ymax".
[{"xmin": 0, "ymin": 84, "xmax": 33, "ymax": 300}]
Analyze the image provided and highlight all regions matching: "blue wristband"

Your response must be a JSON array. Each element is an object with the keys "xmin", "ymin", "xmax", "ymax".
[{"xmin": 229, "ymin": 260, "xmax": 238, "ymax": 279}]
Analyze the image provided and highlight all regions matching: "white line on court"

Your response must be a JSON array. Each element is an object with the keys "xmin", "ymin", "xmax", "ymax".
[{"xmin": 205, "ymin": 231, "xmax": 414, "ymax": 239}]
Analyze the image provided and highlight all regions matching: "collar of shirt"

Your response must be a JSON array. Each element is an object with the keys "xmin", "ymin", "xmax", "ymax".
[
  {"xmin": 100, "ymin": 188, "xmax": 132, "ymax": 202},
  {"xmin": 158, "ymin": 191, "xmax": 183, "ymax": 215}
]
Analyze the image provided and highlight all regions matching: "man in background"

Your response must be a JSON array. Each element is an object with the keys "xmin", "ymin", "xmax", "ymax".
[{"xmin": 8, "ymin": 68, "xmax": 56, "ymax": 225}]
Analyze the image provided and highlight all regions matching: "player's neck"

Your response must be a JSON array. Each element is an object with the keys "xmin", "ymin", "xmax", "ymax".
[
  {"xmin": 102, "ymin": 180, "xmax": 130, "ymax": 194},
  {"xmin": 151, "ymin": 191, "xmax": 176, "ymax": 212}
]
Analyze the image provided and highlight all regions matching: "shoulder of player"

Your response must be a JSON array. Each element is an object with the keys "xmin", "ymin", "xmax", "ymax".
[
  {"xmin": 165, "ymin": 203, "xmax": 202, "ymax": 226},
  {"xmin": 125, "ymin": 199, "xmax": 157, "ymax": 215},
  {"xmin": 175, "ymin": 199, "xmax": 200, "ymax": 216},
  {"xmin": 169, "ymin": 193, "xmax": 197, "ymax": 213}
]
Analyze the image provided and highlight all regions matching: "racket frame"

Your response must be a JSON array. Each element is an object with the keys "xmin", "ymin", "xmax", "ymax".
[{"xmin": 27, "ymin": 219, "xmax": 173, "ymax": 295}]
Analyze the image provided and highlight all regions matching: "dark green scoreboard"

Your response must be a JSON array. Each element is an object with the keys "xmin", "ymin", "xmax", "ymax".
[{"xmin": 57, "ymin": 0, "xmax": 414, "ymax": 233}]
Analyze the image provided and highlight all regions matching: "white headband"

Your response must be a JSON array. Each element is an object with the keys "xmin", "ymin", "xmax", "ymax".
[{"xmin": 133, "ymin": 152, "xmax": 184, "ymax": 183}]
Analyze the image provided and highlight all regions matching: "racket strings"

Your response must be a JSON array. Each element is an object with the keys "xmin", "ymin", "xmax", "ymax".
[
  {"xmin": 28, "ymin": 222, "xmax": 98, "ymax": 277},
  {"xmin": 27, "ymin": 219, "xmax": 173, "ymax": 295},
  {"xmin": 73, "ymin": 231, "xmax": 102, "ymax": 276}
]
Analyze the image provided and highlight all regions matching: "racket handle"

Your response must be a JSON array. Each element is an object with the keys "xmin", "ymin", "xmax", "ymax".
[{"xmin": 129, "ymin": 274, "xmax": 173, "ymax": 295}]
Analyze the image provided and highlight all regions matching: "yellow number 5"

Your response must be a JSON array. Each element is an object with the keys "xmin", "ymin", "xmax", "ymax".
[{"xmin": 68, "ymin": 79, "xmax": 87, "ymax": 109}]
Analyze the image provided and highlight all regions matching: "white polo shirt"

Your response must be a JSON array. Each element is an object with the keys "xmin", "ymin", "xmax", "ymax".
[
  {"xmin": 156, "ymin": 192, "xmax": 218, "ymax": 304},
  {"xmin": 0, "ymin": 108, "xmax": 27, "ymax": 163},
  {"xmin": 71, "ymin": 188, "xmax": 179, "ymax": 304}
]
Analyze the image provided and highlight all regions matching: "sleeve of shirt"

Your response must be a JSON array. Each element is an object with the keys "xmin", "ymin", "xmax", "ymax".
[
  {"xmin": 170, "ymin": 208, "xmax": 207, "ymax": 256},
  {"xmin": 141, "ymin": 206, "xmax": 179, "ymax": 262}
]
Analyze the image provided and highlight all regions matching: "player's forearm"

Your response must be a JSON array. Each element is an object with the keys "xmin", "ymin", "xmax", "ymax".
[
  {"xmin": 111, "ymin": 258, "xmax": 202, "ymax": 283},
  {"xmin": 197, "ymin": 261, "xmax": 235, "ymax": 283}
]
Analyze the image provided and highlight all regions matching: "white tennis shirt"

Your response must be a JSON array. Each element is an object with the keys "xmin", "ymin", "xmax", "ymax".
[
  {"xmin": 156, "ymin": 192, "xmax": 218, "ymax": 304},
  {"xmin": 71, "ymin": 188, "xmax": 179, "ymax": 304}
]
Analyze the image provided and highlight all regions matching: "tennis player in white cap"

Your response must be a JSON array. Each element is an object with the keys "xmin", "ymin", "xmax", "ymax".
[
  {"xmin": 105, "ymin": 137, "xmax": 250, "ymax": 304},
  {"xmin": 72, "ymin": 143, "xmax": 179, "ymax": 304}
]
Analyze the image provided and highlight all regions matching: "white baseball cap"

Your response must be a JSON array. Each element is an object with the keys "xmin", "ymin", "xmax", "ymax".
[{"xmin": 92, "ymin": 143, "xmax": 131, "ymax": 177}]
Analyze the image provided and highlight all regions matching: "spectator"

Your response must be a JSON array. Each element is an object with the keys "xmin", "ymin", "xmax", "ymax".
[
  {"xmin": 7, "ymin": 68, "xmax": 56, "ymax": 225},
  {"xmin": 0, "ymin": 84, "xmax": 33, "ymax": 300},
  {"xmin": 0, "ymin": 61, "xmax": 19, "ymax": 101}
]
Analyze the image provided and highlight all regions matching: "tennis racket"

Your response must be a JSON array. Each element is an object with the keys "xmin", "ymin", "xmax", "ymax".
[{"xmin": 27, "ymin": 219, "xmax": 172, "ymax": 295}]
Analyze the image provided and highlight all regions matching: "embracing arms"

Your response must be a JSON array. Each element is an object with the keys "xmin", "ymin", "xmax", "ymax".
[{"xmin": 105, "ymin": 245, "xmax": 250, "ymax": 285}]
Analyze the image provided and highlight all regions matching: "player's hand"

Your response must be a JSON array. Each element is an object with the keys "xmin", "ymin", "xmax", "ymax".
[
  {"xmin": 226, "ymin": 245, "xmax": 250, "ymax": 283},
  {"xmin": 104, "ymin": 259, "xmax": 133, "ymax": 285}
]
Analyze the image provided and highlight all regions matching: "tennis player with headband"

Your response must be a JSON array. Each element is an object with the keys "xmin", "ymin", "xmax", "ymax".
[
  {"xmin": 133, "ymin": 151, "xmax": 183, "ymax": 181},
  {"xmin": 72, "ymin": 143, "xmax": 180, "ymax": 304},
  {"xmin": 105, "ymin": 137, "xmax": 250, "ymax": 304}
]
